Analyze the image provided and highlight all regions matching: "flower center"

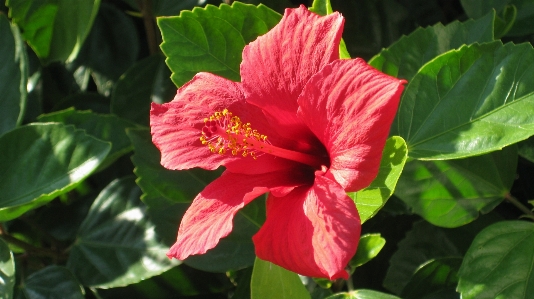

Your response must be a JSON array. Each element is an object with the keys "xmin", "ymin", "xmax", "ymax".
[{"xmin": 200, "ymin": 109, "xmax": 326, "ymax": 168}]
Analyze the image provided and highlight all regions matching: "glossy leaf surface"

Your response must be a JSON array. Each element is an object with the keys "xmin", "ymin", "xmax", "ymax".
[
  {"xmin": 0, "ymin": 123, "xmax": 110, "ymax": 222},
  {"xmin": 369, "ymin": 11, "xmax": 494, "ymax": 80},
  {"xmin": 250, "ymin": 258, "xmax": 310, "ymax": 299},
  {"xmin": 458, "ymin": 221, "xmax": 534, "ymax": 299},
  {"xmin": 394, "ymin": 41, "xmax": 534, "ymax": 160},
  {"xmin": 349, "ymin": 136, "xmax": 407, "ymax": 223},
  {"xmin": 158, "ymin": 2, "xmax": 281, "ymax": 86},
  {"xmin": 22, "ymin": 266, "xmax": 84, "ymax": 299},
  {"xmin": 0, "ymin": 239, "xmax": 14, "ymax": 299},
  {"xmin": 67, "ymin": 177, "xmax": 179, "ymax": 288},
  {"xmin": 0, "ymin": 14, "xmax": 26, "ymax": 136},
  {"xmin": 395, "ymin": 146, "xmax": 516, "ymax": 227},
  {"xmin": 350, "ymin": 234, "xmax": 386, "ymax": 269},
  {"xmin": 38, "ymin": 108, "xmax": 138, "ymax": 169},
  {"xmin": 6, "ymin": 0, "xmax": 100, "ymax": 63}
]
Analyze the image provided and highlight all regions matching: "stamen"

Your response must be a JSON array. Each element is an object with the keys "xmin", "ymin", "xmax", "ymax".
[{"xmin": 200, "ymin": 109, "xmax": 326, "ymax": 168}]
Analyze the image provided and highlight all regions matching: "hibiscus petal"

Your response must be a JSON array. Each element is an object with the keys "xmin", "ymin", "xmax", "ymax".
[
  {"xmin": 150, "ymin": 72, "xmax": 293, "ymax": 174},
  {"xmin": 253, "ymin": 174, "xmax": 361, "ymax": 279},
  {"xmin": 241, "ymin": 5, "xmax": 344, "ymax": 147},
  {"xmin": 167, "ymin": 169, "xmax": 308, "ymax": 260},
  {"xmin": 297, "ymin": 58, "xmax": 406, "ymax": 191}
]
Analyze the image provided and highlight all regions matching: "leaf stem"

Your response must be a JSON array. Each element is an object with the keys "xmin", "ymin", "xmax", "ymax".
[
  {"xmin": 505, "ymin": 193, "xmax": 534, "ymax": 220},
  {"xmin": 137, "ymin": 0, "xmax": 159, "ymax": 55},
  {"xmin": 346, "ymin": 276, "xmax": 355, "ymax": 291},
  {"xmin": 0, "ymin": 224, "xmax": 65, "ymax": 261}
]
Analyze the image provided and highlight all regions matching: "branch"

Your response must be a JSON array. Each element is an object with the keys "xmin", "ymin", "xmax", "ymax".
[{"xmin": 137, "ymin": 0, "xmax": 159, "ymax": 55}]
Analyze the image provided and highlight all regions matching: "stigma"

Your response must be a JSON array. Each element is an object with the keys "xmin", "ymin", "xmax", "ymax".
[{"xmin": 200, "ymin": 109, "xmax": 327, "ymax": 169}]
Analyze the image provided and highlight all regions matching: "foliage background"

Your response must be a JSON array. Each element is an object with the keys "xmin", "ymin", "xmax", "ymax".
[{"xmin": 1, "ymin": 0, "xmax": 534, "ymax": 298}]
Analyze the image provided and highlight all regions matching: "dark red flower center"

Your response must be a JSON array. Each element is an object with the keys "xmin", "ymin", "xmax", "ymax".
[{"xmin": 200, "ymin": 109, "xmax": 326, "ymax": 169}]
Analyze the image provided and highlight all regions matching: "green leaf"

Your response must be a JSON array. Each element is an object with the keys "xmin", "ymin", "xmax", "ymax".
[
  {"xmin": 0, "ymin": 14, "xmax": 27, "ymax": 136},
  {"xmin": 348, "ymin": 136, "xmax": 408, "ymax": 223},
  {"xmin": 6, "ymin": 0, "xmax": 100, "ymax": 64},
  {"xmin": 158, "ymin": 2, "xmax": 281, "ymax": 86},
  {"xmin": 461, "ymin": 0, "xmax": 534, "ymax": 36},
  {"xmin": 458, "ymin": 221, "xmax": 534, "ymax": 299},
  {"xmin": 0, "ymin": 123, "xmax": 110, "ymax": 222},
  {"xmin": 325, "ymin": 290, "xmax": 401, "ymax": 299},
  {"xmin": 71, "ymin": 2, "xmax": 140, "ymax": 91},
  {"xmin": 401, "ymin": 257, "xmax": 462, "ymax": 299},
  {"xmin": 309, "ymin": 0, "xmax": 333, "ymax": 15},
  {"xmin": 494, "ymin": 5, "xmax": 517, "ymax": 38},
  {"xmin": 350, "ymin": 234, "xmax": 386, "ymax": 269},
  {"xmin": 67, "ymin": 176, "xmax": 179, "ymax": 288},
  {"xmin": 21, "ymin": 266, "xmax": 84, "ymax": 299},
  {"xmin": 369, "ymin": 11, "xmax": 494, "ymax": 80},
  {"xmin": 383, "ymin": 215, "xmax": 502, "ymax": 295},
  {"xmin": 0, "ymin": 239, "xmax": 15, "ymax": 299},
  {"xmin": 128, "ymin": 128, "xmax": 260, "ymax": 272},
  {"xmin": 517, "ymin": 135, "xmax": 534, "ymax": 162},
  {"xmin": 395, "ymin": 145, "xmax": 517, "ymax": 227},
  {"xmin": 122, "ymin": 0, "xmax": 206, "ymax": 17},
  {"xmin": 394, "ymin": 41, "xmax": 534, "ymax": 160},
  {"xmin": 308, "ymin": 0, "xmax": 350, "ymax": 59},
  {"xmin": 250, "ymin": 258, "xmax": 310, "ymax": 299},
  {"xmin": 38, "ymin": 109, "xmax": 138, "ymax": 170},
  {"xmin": 111, "ymin": 55, "xmax": 175, "ymax": 126}
]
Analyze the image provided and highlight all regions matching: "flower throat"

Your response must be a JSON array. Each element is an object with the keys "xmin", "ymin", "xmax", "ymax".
[{"xmin": 200, "ymin": 109, "xmax": 325, "ymax": 169}]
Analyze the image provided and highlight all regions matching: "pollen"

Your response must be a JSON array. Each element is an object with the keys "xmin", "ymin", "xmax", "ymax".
[{"xmin": 199, "ymin": 109, "xmax": 268, "ymax": 159}]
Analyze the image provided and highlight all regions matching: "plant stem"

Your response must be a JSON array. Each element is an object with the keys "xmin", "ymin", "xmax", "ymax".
[
  {"xmin": 505, "ymin": 193, "xmax": 534, "ymax": 220},
  {"xmin": 0, "ymin": 226, "xmax": 64, "ymax": 260},
  {"xmin": 137, "ymin": 0, "xmax": 158, "ymax": 55},
  {"xmin": 346, "ymin": 276, "xmax": 355, "ymax": 291}
]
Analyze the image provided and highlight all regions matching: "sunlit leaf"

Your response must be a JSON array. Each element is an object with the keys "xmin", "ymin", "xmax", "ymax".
[
  {"xmin": 158, "ymin": 2, "xmax": 281, "ymax": 86},
  {"xmin": 0, "ymin": 14, "xmax": 27, "ymax": 136},
  {"xmin": 395, "ymin": 146, "xmax": 517, "ymax": 227},
  {"xmin": 38, "ymin": 108, "xmax": 138, "ymax": 170},
  {"xmin": 21, "ymin": 266, "xmax": 84, "ymax": 299},
  {"xmin": 0, "ymin": 239, "xmax": 14, "ymax": 299},
  {"xmin": 67, "ymin": 176, "xmax": 179, "ymax": 288},
  {"xmin": 349, "ymin": 136, "xmax": 408, "ymax": 223},
  {"xmin": 6, "ymin": 0, "xmax": 100, "ymax": 64},
  {"xmin": 394, "ymin": 41, "xmax": 534, "ymax": 160},
  {"xmin": 350, "ymin": 234, "xmax": 386, "ymax": 269},
  {"xmin": 325, "ymin": 290, "xmax": 401, "ymax": 299},
  {"xmin": 250, "ymin": 258, "xmax": 310, "ymax": 299},
  {"xmin": 0, "ymin": 123, "xmax": 110, "ymax": 222},
  {"xmin": 458, "ymin": 221, "xmax": 534, "ymax": 299}
]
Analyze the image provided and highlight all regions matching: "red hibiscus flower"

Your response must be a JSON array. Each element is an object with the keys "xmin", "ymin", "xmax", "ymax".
[{"xmin": 150, "ymin": 5, "xmax": 405, "ymax": 279}]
